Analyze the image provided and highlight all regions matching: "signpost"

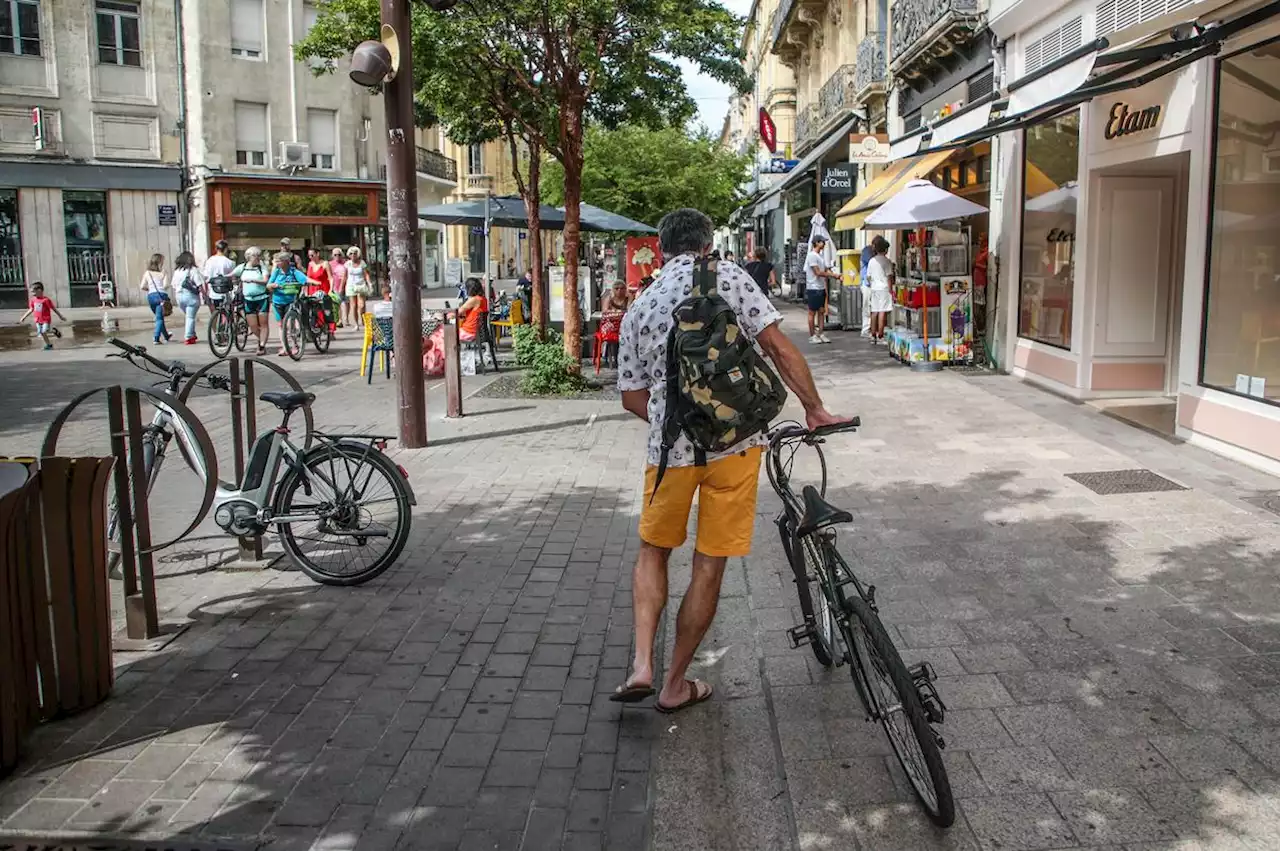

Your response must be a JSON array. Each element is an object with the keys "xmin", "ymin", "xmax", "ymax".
[{"xmin": 157, "ymin": 204, "xmax": 178, "ymax": 227}]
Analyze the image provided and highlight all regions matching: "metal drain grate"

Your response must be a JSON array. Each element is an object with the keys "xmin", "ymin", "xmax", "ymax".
[
  {"xmin": 0, "ymin": 839, "xmax": 251, "ymax": 851},
  {"xmin": 1065, "ymin": 469, "xmax": 1188, "ymax": 495},
  {"xmin": 1244, "ymin": 493, "xmax": 1280, "ymax": 517},
  {"xmin": 948, "ymin": 366, "xmax": 1000, "ymax": 377}
]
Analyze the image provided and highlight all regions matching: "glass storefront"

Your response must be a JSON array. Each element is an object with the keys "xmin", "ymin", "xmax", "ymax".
[
  {"xmin": 0, "ymin": 189, "xmax": 23, "ymax": 308},
  {"xmin": 1018, "ymin": 111, "xmax": 1080, "ymax": 349},
  {"xmin": 62, "ymin": 190, "xmax": 111, "ymax": 307},
  {"xmin": 1201, "ymin": 38, "xmax": 1280, "ymax": 405}
]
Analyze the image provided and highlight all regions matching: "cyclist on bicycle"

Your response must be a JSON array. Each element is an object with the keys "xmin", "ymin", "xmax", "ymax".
[
  {"xmin": 268, "ymin": 251, "xmax": 322, "ymax": 357},
  {"xmin": 611, "ymin": 208, "xmax": 847, "ymax": 714},
  {"xmin": 306, "ymin": 248, "xmax": 337, "ymax": 335}
]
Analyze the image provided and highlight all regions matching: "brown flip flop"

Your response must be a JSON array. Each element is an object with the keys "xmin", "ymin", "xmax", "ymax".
[
  {"xmin": 654, "ymin": 679, "xmax": 713, "ymax": 714},
  {"xmin": 609, "ymin": 681, "xmax": 655, "ymax": 703}
]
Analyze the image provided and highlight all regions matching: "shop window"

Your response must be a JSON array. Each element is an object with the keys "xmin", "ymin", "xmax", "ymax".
[
  {"xmin": 96, "ymin": 1, "xmax": 142, "ymax": 67},
  {"xmin": 0, "ymin": 189, "xmax": 24, "ymax": 307},
  {"xmin": 307, "ymin": 108, "xmax": 337, "ymax": 170},
  {"xmin": 1018, "ymin": 110, "xmax": 1079, "ymax": 349},
  {"xmin": 1, "ymin": 0, "xmax": 41, "ymax": 56},
  {"xmin": 235, "ymin": 101, "xmax": 269, "ymax": 167},
  {"xmin": 1200, "ymin": 40, "xmax": 1280, "ymax": 405},
  {"xmin": 229, "ymin": 190, "xmax": 367, "ymax": 218},
  {"xmin": 63, "ymin": 191, "xmax": 111, "ymax": 307},
  {"xmin": 230, "ymin": 0, "xmax": 264, "ymax": 59}
]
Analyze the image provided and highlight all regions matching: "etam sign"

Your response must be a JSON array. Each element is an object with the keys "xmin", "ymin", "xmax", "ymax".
[{"xmin": 1104, "ymin": 101, "xmax": 1162, "ymax": 140}]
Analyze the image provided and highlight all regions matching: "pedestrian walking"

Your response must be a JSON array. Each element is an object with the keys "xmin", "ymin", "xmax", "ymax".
[
  {"xmin": 867, "ymin": 236, "xmax": 895, "ymax": 343},
  {"xmin": 202, "ymin": 240, "xmax": 236, "ymax": 311},
  {"xmin": 744, "ymin": 247, "xmax": 778, "ymax": 297},
  {"xmin": 18, "ymin": 282, "xmax": 66, "ymax": 351},
  {"xmin": 611, "ymin": 207, "xmax": 847, "ymax": 713},
  {"xmin": 805, "ymin": 236, "xmax": 839, "ymax": 344},
  {"xmin": 172, "ymin": 251, "xmax": 206, "ymax": 345},
  {"xmin": 345, "ymin": 246, "xmax": 371, "ymax": 325},
  {"xmin": 859, "ymin": 241, "xmax": 876, "ymax": 338},
  {"xmin": 328, "ymin": 248, "xmax": 349, "ymax": 328},
  {"xmin": 140, "ymin": 253, "xmax": 172, "ymax": 344},
  {"xmin": 307, "ymin": 248, "xmax": 336, "ymax": 333},
  {"xmin": 234, "ymin": 246, "xmax": 271, "ymax": 354}
]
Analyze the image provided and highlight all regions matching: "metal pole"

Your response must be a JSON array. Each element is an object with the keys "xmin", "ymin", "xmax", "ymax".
[{"xmin": 382, "ymin": 0, "xmax": 427, "ymax": 447}]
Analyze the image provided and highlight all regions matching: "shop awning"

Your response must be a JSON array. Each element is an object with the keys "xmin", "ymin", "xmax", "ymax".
[
  {"xmin": 892, "ymin": 0, "xmax": 1280, "ymax": 160},
  {"xmin": 833, "ymin": 148, "xmax": 957, "ymax": 231},
  {"xmin": 752, "ymin": 113, "xmax": 863, "ymax": 216}
]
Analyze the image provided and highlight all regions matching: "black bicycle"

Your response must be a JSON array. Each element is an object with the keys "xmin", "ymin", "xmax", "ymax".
[
  {"xmin": 207, "ymin": 276, "xmax": 249, "ymax": 358},
  {"xmin": 769, "ymin": 420, "xmax": 954, "ymax": 827},
  {"xmin": 282, "ymin": 292, "xmax": 332, "ymax": 361}
]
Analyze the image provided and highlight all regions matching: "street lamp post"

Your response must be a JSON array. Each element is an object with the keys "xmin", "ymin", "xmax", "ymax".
[{"xmin": 351, "ymin": 0, "xmax": 454, "ymax": 448}]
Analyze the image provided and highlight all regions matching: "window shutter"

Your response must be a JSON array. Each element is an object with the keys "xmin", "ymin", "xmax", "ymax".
[
  {"xmin": 1024, "ymin": 16, "xmax": 1084, "ymax": 76},
  {"xmin": 307, "ymin": 109, "xmax": 336, "ymax": 155},
  {"xmin": 235, "ymin": 102, "xmax": 267, "ymax": 151},
  {"xmin": 1097, "ymin": 0, "xmax": 1197, "ymax": 38},
  {"xmin": 231, "ymin": 0, "xmax": 263, "ymax": 54}
]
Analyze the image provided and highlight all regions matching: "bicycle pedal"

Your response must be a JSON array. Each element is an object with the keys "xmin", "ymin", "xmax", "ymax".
[
  {"xmin": 786, "ymin": 623, "xmax": 814, "ymax": 649},
  {"xmin": 909, "ymin": 661, "xmax": 948, "ymax": 725}
]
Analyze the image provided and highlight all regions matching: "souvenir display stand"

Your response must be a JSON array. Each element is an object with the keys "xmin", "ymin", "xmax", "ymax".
[{"xmin": 886, "ymin": 229, "xmax": 975, "ymax": 365}]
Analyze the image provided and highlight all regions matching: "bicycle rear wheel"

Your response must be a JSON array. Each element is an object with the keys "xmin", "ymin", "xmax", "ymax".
[
  {"xmin": 273, "ymin": 443, "xmax": 413, "ymax": 586},
  {"xmin": 233, "ymin": 309, "xmax": 250, "ymax": 352},
  {"xmin": 282, "ymin": 307, "xmax": 305, "ymax": 361},
  {"xmin": 208, "ymin": 309, "xmax": 233, "ymax": 358},
  {"xmin": 310, "ymin": 305, "xmax": 332, "ymax": 354},
  {"xmin": 789, "ymin": 532, "xmax": 837, "ymax": 667},
  {"xmin": 844, "ymin": 596, "xmax": 954, "ymax": 827}
]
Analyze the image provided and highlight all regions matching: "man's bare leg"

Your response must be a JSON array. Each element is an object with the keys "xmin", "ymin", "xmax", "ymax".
[
  {"xmin": 658, "ymin": 549, "xmax": 727, "ymax": 706},
  {"xmin": 627, "ymin": 542, "xmax": 670, "ymax": 689}
]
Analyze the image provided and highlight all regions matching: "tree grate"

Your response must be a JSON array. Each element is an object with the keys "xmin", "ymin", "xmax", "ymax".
[
  {"xmin": 1065, "ymin": 469, "xmax": 1188, "ymax": 495},
  {"xmin": 1244, "ymin": 493, "xmax": 1280, "ymax": 518}
]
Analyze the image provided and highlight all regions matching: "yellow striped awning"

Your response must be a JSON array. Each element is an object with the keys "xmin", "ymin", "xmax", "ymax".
[{"xmin": 834, "ymin": 149, "xmax": 961, "ymax": 231}]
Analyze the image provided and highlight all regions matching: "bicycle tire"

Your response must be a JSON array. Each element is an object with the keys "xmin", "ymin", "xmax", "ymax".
[
  {"xmin": 787, "ymin": 530, "xmax": 836, "ymax": 667},
  {"xmin": 208, "ymin": 309, "xmax": 233, "ymax": 358},
  {"xmin": 310, "ymin": 305, "xmax": 332, "ymax": 354},
  {"xmin": 233, "ymin": 310, "xmax": 250, "ymax": 352},
  {"xmin": 283, "ymin": 307, "xmax": 305, "ymax": 361},
  {"xmin": 844, "ymin": 596, "xmax": 954, "ymax": 827},
  {"xmin": 273, "ymin": 443, "xmax": 412, "ymax": 586},
  {"xmin": 106, "ymin": 436, "xmax": 161, "ymax": 579}
]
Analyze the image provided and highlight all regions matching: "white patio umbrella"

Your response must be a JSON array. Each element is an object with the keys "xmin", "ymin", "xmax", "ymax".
[
  {"xmin": 808, "ymin": 212, "xmax": 837, "ymax": 267},
  {"xmin": 862, "ymin": 179, "xmax": 988, "ymax": 229}
]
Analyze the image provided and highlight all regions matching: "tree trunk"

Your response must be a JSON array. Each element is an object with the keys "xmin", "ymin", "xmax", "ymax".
[
  {"xmin": 560, "ymin": 103, "xmax": 585, "ymax": 368},
  {"xmin": 525, "ymin": 154, "xmax": 548, "ymax": 335}
]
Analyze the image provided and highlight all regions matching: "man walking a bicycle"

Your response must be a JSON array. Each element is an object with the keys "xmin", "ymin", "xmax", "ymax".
[{"xmin": 612, "ymin": 207, "xmax": 847, "ymax": 713}]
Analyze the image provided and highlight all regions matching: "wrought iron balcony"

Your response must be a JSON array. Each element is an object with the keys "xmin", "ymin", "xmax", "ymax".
[
  {"xmin": 794, "ymin": 103, "xmax": 819, "ymax": 152},
  {"xmin": 415, "ymin": 146, "xmax": 458, "ymax": 183},
  {"xmin": 816, "ymin": 64, "xmax": 856, "ymax": 132},
  {"xmin": 769, "ymin": 0, "xmax": 795, "ymax": 53},
  {"xmin": 854, "ymin": 32, "xmax": 887, "ymax": 101},
  {"xmin": 890, "ymin": 0, "xmax": 980, "ymax": 69}
]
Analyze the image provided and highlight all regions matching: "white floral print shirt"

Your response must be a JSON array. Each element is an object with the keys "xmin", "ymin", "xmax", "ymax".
[{"xmin": 617, "ymin": 253, "xmax": 783, "ymax": 468}]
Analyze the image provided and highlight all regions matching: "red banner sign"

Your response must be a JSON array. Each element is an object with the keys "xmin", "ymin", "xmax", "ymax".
[{"xmin": 759, "ymin": 108, "xmax": 777, "ymax": 154}]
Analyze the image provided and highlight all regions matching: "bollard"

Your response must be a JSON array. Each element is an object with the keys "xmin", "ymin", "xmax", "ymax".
[{"xmin": 444, "ymin": 321, "xmax": 464, "ymax": 418}]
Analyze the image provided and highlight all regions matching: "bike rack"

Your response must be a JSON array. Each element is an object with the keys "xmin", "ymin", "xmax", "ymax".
[{"xmin": 179, "ymin": 356, "xmax": 314, "ymax": 570}]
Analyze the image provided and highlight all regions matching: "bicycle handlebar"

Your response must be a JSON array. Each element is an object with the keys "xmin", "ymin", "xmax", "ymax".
[
  {"xmin": 770, "ymin": 418, "xmax": 861, "ymax": 445},
  {"xmin": 107, "ymin": 337, "xmax": 231, "ymax": 392}
]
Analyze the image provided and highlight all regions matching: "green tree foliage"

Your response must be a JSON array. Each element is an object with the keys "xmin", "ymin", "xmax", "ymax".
[
  {"xmin": 540, "ymin": 125, "xmax": 750, "ymax": 229},
  {"xmin": 295, "ymin": 0, "xmax": 747, "ymax": 366}
]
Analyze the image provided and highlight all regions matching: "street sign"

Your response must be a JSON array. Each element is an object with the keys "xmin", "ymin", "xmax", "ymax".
[
  {"xmin": 820, "ymin": 163, "xmax": 856, "ymax": 197},
  {"xmin": 763, "ymin": 158, "xmax": 799, "ymax": 174},
  {"xmin": 759, "ymin": 108, "xmax": 777, "ymax": 154},
  {"xmin": 157, "ymin": 204, "xmax": 178, "ymax": 227},
  {"xmin": 850, "ymin": 134, "xmax": 890, "ymax": 163}
]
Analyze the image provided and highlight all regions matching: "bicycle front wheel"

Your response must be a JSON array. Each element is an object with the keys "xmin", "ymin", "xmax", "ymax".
[
  {"xmin": 844, "ymin": 596, "xmax": 954, "ymax": 827},
  {"xmin": 233, "ymin": 310, "xmax": 250, "ymax": 352},
  {"xmin": 282, "ymin": 307, "xmax": 304, "ymax": 361},
  {"xmin": 310, "ymin": 306, "xmax": 332, "ymax": 354},
  {"xmin": 273, "ymin": 443, "xmax": 413, "ymax": 586},
  {"xmin": 208, "ymin": 309, "xmax": 233, "ymax": 358}
]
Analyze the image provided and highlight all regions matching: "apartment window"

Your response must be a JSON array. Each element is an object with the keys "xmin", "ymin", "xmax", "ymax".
[
  {"xmin": 467, "ymin": 143, "xmax": 484, "ymax": 174},
  {"xmin": 234, "ymin": 101, "xmax": 268, "ymax": 167},
  {"xmin": 307, "ymin": 108, "xmax": 337, "ymax": 170},
  {"xmin": 1018, "ymin": 110, "xmax": 1080, "ymax": 349},
  {"xmin": 1200, "ymin": 38, "xmax": 1280, "ymax": 405},
  {"xmin": 230, "ymin": 0, "xmax": 264, "ymax": 59},
  {"xmin": 0, "ymin": 0, "xmax": 41, "ymax": 57},
  {"xmin": 96, "ymin": 1, "xmax": 141, "ymax": 67}
]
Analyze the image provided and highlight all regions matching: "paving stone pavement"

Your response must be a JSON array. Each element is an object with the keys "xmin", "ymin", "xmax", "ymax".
[{"xmin": 2, "ymin": 305, "xmax": 1280, "ymax": 851}]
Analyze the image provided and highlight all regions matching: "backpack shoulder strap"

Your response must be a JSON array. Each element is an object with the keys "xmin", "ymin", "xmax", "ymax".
[{"xmin": 694, "ymin": 258, "xmax": 717, "ymax": 296}]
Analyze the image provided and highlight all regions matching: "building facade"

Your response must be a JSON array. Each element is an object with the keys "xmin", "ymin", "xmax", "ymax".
[
  {"xmin": 982, "ymin": 0, "xmax": 1280, "ymax": 473},
  {"xmin": 0, "ymin": 0, "xmax": 184, "ymax": 309}
]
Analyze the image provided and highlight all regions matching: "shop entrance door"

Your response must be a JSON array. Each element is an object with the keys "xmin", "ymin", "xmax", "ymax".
[{"xmin": 1094, "ymin": 175, "xmax": 1177, "ymax": 363}]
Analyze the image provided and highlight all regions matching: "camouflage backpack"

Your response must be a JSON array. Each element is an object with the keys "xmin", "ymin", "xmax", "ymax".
[{"xmin": 654, "ymin": 258, "xmax": 787, "ymax": 494}]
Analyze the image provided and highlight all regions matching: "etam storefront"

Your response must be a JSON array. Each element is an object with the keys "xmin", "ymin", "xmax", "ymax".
[{"xmin": 988, "ymin": 0, "xmax": 1280, "ymax": 475}]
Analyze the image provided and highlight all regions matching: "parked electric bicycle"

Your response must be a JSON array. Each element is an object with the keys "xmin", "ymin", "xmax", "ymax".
[{"xmin": 768, "ymin": 420, "xmax": 954, "ymax": 827}]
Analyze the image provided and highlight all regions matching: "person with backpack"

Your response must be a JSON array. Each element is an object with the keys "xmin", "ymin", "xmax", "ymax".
[
  {"xmin": 172, "ymin": 251, "xmax": 206, "ymax": 345},
  {"xmin": 610, "ymin": 207, "xmax": 848, "ymax": 714}
]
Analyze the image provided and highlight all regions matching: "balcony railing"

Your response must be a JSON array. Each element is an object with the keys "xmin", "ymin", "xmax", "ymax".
[
  {"xmin": 817, "ymin": 64, "xmax": 855, "ymax": 125},
  {"xmin": 464, "ymin": 174, "xmax": 494, "ymax": 193},
  {"xmin": 855, "ymin": 32, "xmax": 887, "ymax": 99},
  {"xmin": 890, "ymin": 0, "xmax": 979, "ymax": 64},
  {"xmin": 415, "ymin": 146, "xmax": 458, "ymax": 183},
  {"xmin": 794, "ymin": 103, "xmax": 819, "ymax": 152},
  {"xmin": 769, "ymin": 0, "xmax": 795, "ymax": 52}
]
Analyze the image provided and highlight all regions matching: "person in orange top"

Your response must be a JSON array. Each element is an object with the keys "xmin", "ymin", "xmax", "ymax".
[
  {"xmin": 306, "ymin": 248, "xmax": 335, "ymax": 333},
  {"xmin": 457, "ymin": 277, "xmax": 488, "ymax": 341}
]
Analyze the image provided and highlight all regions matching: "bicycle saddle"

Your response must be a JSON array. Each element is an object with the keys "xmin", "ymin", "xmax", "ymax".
[
  {"xmin": 260, "ymin": 391, "xmax": 315, "ymax": 411},
  {"xmin": 796, "ymin": 485, "xmax": 853, "ymax": 537}
]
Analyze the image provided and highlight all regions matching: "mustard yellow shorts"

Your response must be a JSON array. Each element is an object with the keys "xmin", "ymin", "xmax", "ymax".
[{"xmin": 639, "ymin": 447, "xmax": 763, "ymax": 557}]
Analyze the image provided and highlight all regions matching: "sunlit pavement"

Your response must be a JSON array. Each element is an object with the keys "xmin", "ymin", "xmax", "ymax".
[{"xmin": 2, "ymin": 305, "xmax": 1279, "ymax": 851}]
